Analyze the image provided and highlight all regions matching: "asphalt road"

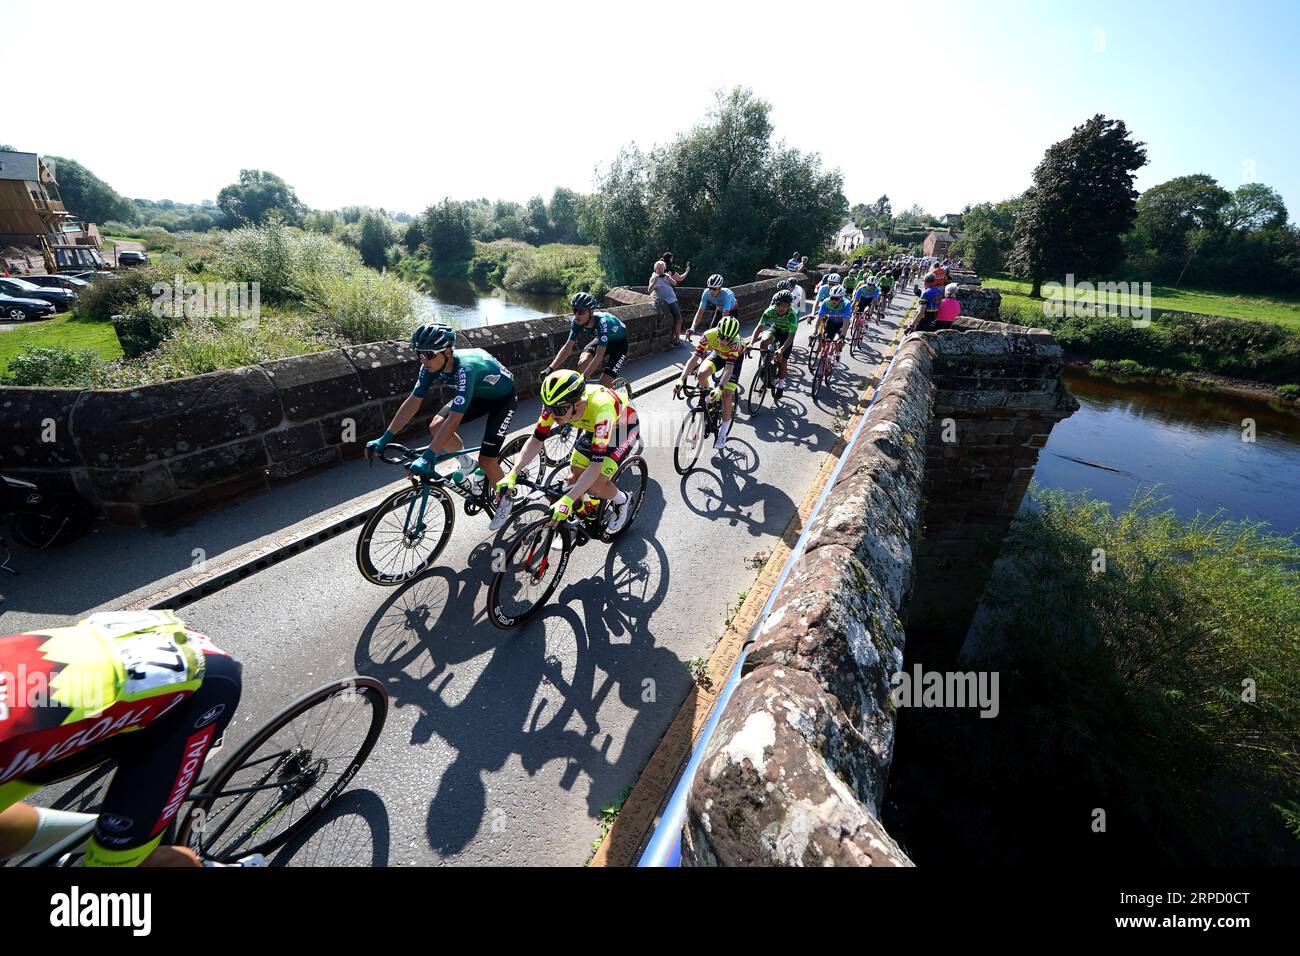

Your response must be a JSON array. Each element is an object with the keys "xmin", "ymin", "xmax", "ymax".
[{"xmin": 14, "ymin": 287, "xmax": 914, "ymax": 866}]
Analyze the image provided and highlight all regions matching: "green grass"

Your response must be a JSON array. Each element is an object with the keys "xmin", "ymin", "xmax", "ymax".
[
  {"xmin": 0, "ymin": 313, "xmax": 122, "ymax": 373},
  {"xmin": 984, "ymin": 274, "xmax": 1300, "ymax": 331}
]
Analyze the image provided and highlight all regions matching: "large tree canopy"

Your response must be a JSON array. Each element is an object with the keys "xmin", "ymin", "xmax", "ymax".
[
  {"xmin": 216, "ymin": 169, "xmax": 306, "ymax": 227},
  {"xmin": 586, "ymin": 88, "xmax": 846, "ymax": 285},
  {"xmin": 1007, "ymin": 115, "xmax": 1148, "ymax": 296},
  {"xmin": 43, "ymin": 156, "xmax": 140, "ymax": 225}
]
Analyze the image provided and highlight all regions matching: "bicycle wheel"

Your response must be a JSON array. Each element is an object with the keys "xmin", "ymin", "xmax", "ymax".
[
  {"xmin": 673, "ymin": 406, "xmax": 707, "ymax": 474},
  {"xmin": 487, "ymin": 516, "xmax": 573, "ymax": 629},
  {"xmin": 746, "ymin": 359, "xmax": 768, "ymax": 415},
  {"xmin": 498, "ymin": 433, "xmax": 543, "ymax": 488},
  {"xmin": 541, "ymin": 422, "xmax": 578, "ymax": 468},
  {"xmin": 806, "ymin": 333, "xmax": 820, "ymax": 373},
  {"xmin": 599, "ymin": 454, "xmax": 649, "ymax": 543},
  {"xmin": 811, "ymin": 356, "xmax": 824, "ymax": 400},
  {"xmin": 356, "ymin": 483, "xmax": 455, "ymax": 585},
  {"xmin": 176, "ymin": 677, "xmax": 389, "ymax": 863},
  {"xmin": 610, "ymin": 376, "xmax": 632, "ymax": 401}
]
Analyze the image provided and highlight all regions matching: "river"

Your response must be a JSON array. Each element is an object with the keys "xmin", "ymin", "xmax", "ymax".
[
  {"xmin": 414, "ymin": 278, "xmax": 569, "ymax": 328},
  {"xmin": 1035, "ymin": 368, "xmax": 1300, "ymax": 536}
]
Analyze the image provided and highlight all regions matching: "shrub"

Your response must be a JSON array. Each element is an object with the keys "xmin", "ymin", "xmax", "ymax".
[
  {"xmin": 1278, "ymin": 383, "xmax": 1299, "ymax": 399},
  {"xmin": 111, "ymin": 294, "xmax": 185, "ymax": 358},
  {"xmin": 76, "ymin": 266, "xmax": 171, "ymax": 324},
  {"xmin": 5, "ymin": 346, "xmax": 103, "ymax": 386},
  {"xmin": 293, "ymin": 269, "xmax": 419, "ymax": 345}
]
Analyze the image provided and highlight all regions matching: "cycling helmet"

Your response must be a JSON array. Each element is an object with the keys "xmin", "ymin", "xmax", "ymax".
[
  {"xmin": 570, "ymin": 292, "xmax": 598, "ymax": 312},
  {"xmin": 540, "ymin": 369, "xmax": 585, "ymax": 408},
  {"xmin": 773, "ymin": 290, "xmax": 795, "ymax": 306},
  {"xmin": 828, "ymin": 273, "xmax": 842, "ymax": 284},
  {"xmin": 945, "ymin": 283, "xmax": 959, "ymax": 295},
  {"xmin": 717, "ymin": 315, "xmax": 741, "ymax": 340},
  {"xmin": 781, "ymin": 277, "xmax": 797, "ymax": 290},
  {"xmin": 412, "ymin": 323, "xmax": 455, "ymax": 352},
  {"xmin": 829, "ymin": 285, "xmax": 846, "ymax": 299},
  {"xmin": 706, "ymin": 273, "xmax": 725, "ymax": 289}
]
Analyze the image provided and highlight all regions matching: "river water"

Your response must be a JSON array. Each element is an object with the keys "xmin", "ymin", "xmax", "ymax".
[
  {"xmin": 414, "ymin": 279, "xmax": 569, "ymax": 328},
  {"xmin": 1036, "ymin": 369, "xmax": 1300, "ymax": 536}
]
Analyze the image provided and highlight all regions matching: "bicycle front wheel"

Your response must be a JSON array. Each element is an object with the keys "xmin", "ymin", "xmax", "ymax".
[
  {"xmin": 356, "ymin": 483, "xmax": 455, "ymax": 585},
  {"xmin": 674, "ymin": 406, "xmax": 706, "ymax": 474},
  {"xmin": 488, "ymin": 516, "xmax": 573, "ymax": 629},
  {"xmin": 177, "ymin": 677, "xmax": 389, "ymax": 863},
  {"xmin": 746, "ymin": 362, "xmax": 768, "ymax": 415},
  {"xmin": 541, "ymin": 423, "xmax": 578, "ymax": 468}
]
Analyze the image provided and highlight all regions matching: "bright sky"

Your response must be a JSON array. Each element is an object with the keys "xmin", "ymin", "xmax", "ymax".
[{"xmin": 2, "ymin": 0, "xmax": 1296, "ymax": 221}]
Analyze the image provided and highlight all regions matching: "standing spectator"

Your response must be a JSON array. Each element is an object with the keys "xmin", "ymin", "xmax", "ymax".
[
  {"xmin": 649, "ymin": 259, "xmax": 687, "ymax": 347},
  {"xmin": 786, "ymin": 251, "xmax": 802, "ymax": 271},
  {"xmin": 662, "ymin": 251, "xmax": 689, "ymax": 282},
  {"xmin": 912, "ymin": 273, "xmax": 944, "ymax": 332},
  {"xmin": 936, "ymin": 283, "xmax": 961, "ymax": 328}
]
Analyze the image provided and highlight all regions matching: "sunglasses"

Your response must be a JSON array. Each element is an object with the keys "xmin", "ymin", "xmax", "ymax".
[
  {"xmin": 574, "ymin": 308, "xmax": 592, "ymax": 316},
  {"xmin": 418, "ymin": 350, "xmax": 439, "ymax": 361},
  {"xmin": 545, "ymin": 402, "xmax": 576, "ymax": 418}
]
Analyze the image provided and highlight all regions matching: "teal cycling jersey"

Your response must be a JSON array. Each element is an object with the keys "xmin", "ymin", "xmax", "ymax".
[
  {"xmin": 818, "ymin": 298, "xmax": 852, "ymax": 322},
  {"xmin": 568, "ymin": 310, "xmax": 627, "ymax": 347},
  {"xmin": 412, "ymin": 348, "xmax": 515, "ymax": 408}
]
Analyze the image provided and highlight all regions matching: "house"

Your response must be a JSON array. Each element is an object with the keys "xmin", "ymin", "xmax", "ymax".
[
  {"xmin": 0, "ymin": 151, "xmax": 104, "ymax": 273},
  {"xmin": 942, "ymin": 212, "xmax": 963, "ymax": 228},
  {"xmin": 835, "ymin": 222, "xmax": 888, "ymax": 253},
  {"xmin": 923, "ymin": 229, "xmax": 956, "ymax": 258}
]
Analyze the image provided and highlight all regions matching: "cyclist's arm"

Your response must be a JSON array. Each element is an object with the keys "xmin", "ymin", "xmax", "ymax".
[
  {"xmin": 385, "ymin": 394, "xmax": 423, "ymax": 437},
  {"xmin": 548, "ymin": 338, "xmax": 576, "ymax": 373},
  {"xmin": 580, "ymin": 343, "xmax": 607, "ymax": 378},
  {"xmin": 715, "ymin": 360, "xmax": 736, "ymax": 389}
]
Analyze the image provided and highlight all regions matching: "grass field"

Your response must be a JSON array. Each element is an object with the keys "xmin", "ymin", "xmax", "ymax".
[
  {"xmin": 0, "ymin": 313, "xmax": 122, "ymax": 373},
  {"xmin": 984, "ymin": 275, "xmax": 1300, "ymax": 331}
]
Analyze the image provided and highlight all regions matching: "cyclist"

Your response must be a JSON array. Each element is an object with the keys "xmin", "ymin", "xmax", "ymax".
[
  {"xmin": 689, "ymin": 274, "xmax": 739, "ymax": 339},
  {"xmin": 813, "ymin": 271, "xmax": 841, "ymax": 315},
  {"xmin": 747, "ymin": 289, "xmax": 798, "ymax": 395},
  {"xmin": 367, "ymin": 324, "xmax": 516, "ymax": 498},
  {"xmin": 807, "ymin": 285, "xmax": 852, "ymax": 363},
  {"xmin": 491, "ymin": 370, "xmax": 639, "ymax": 532},
  {"xmin": 676, "ymin": 314, "xmax": 746, "ymax": 449},
  {"xmin": 545, "ymin": 292, "xmax": 628, "ymax": 387},
  {"xmin": 0, "ymin": 611, "xmax": 251, "ymax": 868},
  {"xmin": 843, "ymin": 269, "xmax": 860, "ymax": 297},
  {"xmin": 879, "ymin": 268, "xmax": 896, "ymax": 310}
]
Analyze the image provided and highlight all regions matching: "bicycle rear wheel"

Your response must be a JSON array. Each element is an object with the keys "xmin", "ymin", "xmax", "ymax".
[
  {"xmin": 746, "ymin": 360, "xmax": 768, "ymax": 415},
  {"xmin": 176, "ymin": 677, "xmax": 389, "ymax": 863},
  {"xmin": 599, "ymin": 454, "xmax": 649, "ymax": 543},
  {"xmin": 487, "ymin": 516, "xmax": 573, "ymax": 629},
  {"xmin": 356, "ymin": 483, "xmax": 455, "ymax": 585},
  {"xmin": 674, "ymin": 406, "xmax": 707, "ymax": 474},
  {"xmin": 541, "ymin": 423, "xmax": 578, "ymax": 468}
]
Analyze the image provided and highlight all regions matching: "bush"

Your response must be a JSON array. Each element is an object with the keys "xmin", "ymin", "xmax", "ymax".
[
  {"xmin": 1278, "ymin": 383, "xmax": 1300, "ymax": 399},
  {"xmin": 214, "ymin": 217, "xmax": 362, "ymax": 302},
  {"xmin": 76, "ymin": 266, "xmax": 171, "ymax": 324},
  {"xmin": 132, "ymin": 315, "xmax": 338, "ymax": 380},
  {"xmin": 111, "ymin": 295, "xmax": 185, "ymax": 358},
  {"xmin": 5, "ymin": 346, "xmax": 103, "ymax": 386},
  {"xmin": 293, "ymin": 270, "xmax": 419, "ymax": 345}
]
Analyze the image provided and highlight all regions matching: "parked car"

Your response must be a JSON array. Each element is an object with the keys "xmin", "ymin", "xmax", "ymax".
[
  {"xmin": 0, "ymin": 294, "xmax": 57, "ymax": 321},
  {"xmin": 117, "ymin": 250, "xmax": 150, "ymax": 266},
  {"xmin": 70, "ymin": 270, "xmax": 118, "ymax": 284},
  {"xmin": 22, "ymin": 274, "xmax": 91, "ymax": 293},
  {"xmin": 0, "ymin": 277, "xmax": 77, "ymax": 312}
]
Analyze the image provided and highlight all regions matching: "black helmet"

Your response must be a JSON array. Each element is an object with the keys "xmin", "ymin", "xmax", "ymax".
[
  {"xmin": 412, "ymin": 323, "xmax": 455, "ymax": 351},
  {"xmin": 570, "ymin": 292, "xmax": 598, "ymax": 312},
  {"xmin": 773, "ymin": 290, "xmax": 794, "ymax": 305}
]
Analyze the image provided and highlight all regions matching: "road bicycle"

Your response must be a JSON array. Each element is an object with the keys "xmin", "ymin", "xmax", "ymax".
[
  {"xmin": 745, "ymin": 342, "xmax": 782, "ymax": 414},
  {"xmin": 356, "ymin": 435, "xmax": 545, "ymax": 586},
  {"xmin": 486, "ymin": 438, "xmax": 649, "ymax": 630},
  {"xmin": 849, "ymin": 306, "xmax": 870, "ymax": 355},
  {"xmin": 540, "ymin": 376, "xmax": 632, "ymax": 468},
  {"xmin": 810, "ymin": 330, "xmax": 844, "ymax": 402},
  {"xmin": 671, "ymin": 374, "xmax": 743, "ymax": 474},
  {"xmin": 14, "ymin": 676, "xmax": 389, "ymax": 867}
]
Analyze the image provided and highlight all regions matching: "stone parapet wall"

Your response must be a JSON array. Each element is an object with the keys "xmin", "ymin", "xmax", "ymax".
[{"xmin": 0, "ymin": 301, "xmax": 668, "ymax": 526}]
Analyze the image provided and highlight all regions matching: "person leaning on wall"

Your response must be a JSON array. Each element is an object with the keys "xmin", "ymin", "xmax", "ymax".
[{"xmin": 649, "ymin": 258, "xmax": 687, "ymax": 348}]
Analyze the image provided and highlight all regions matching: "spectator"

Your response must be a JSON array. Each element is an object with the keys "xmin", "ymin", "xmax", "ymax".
[
  {"xmin": 661, "ymin": 252, "xmax": 689, "ymax": 281},
  {"xmin": 936, "ymin": 283, "xmax": 961, "ymax": 328},
  {"xmin": 912, "ymin": 273, "xmax": 944, "ymax": 332},
  {"xmin": 786, "ymin": 251, "xmax": 802, "ymax": 271},
  {"xmin": 649, "ymin": 259, "xmax": 687, "ymax": 347}
]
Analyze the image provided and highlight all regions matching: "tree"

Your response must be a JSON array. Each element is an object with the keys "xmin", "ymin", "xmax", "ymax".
[
  {"xmin": 420, "ymin": 198, "xmax": 474, "ymax": 263},
  {"xmin": 1130, "ymin": 175, "xmax": 1231, "ymax": 285},
  {"xmin": 358, "ymin": 210, "xmax": 394, "ymax": 268},
  {"xmin": 548, "ymin": 187, "xmax": 584, "ymax": 244},
  {"xmin": 42, "ymin": 156, "xmax": 140, "ymax": 225},
  {"xmin": 951, "ymin": 196, "xmax": 1023, "ymax": 274},
  {"xmin": 1007, "ymin": 115, "xmax": 1148, "ymax": 296},
  {"xmin": 588, "ymin": 88, "xmax": 845, "ymax": 285},
  {"xmin": 1222, "ymin": 183, "xmax": 1288, "ymax": 233},
  {"xmin": 216, "ymin": 169, "xmax": 306, "ymax": 226},
  {"xmin": 524, "ymin": 196, "xmax": 550, "ymax": 243}
]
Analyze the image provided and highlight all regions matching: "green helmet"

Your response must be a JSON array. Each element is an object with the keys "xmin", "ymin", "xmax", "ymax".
[
  {"xmin": 412, "ymin": 323, "xmax": 455, "ymax": 351},
  {"xmin": 717, "ymin": 315, "xmax": 740, "ymax": 340},
  {"xmin": 540, "ymin": 369, "xmax": 585, "ymax": 408},
  {"xmin": 570, "ymin": 292, "xmax": 599, "ymax": 312}
]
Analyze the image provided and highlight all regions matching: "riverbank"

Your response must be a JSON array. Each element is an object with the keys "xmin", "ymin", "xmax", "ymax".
[{"xmin": 1064, "ymin": 355, "xmax": 1300, "ymax": 412}]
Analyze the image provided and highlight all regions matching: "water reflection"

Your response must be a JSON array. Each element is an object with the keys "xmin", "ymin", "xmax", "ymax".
[
  {"xmin": 1034, "ymin": 369, "xmax": 1300, "ymax": 535},
  {"xmin": 414, "ymin": 278, "xmax": 570, "ymax": 329}
]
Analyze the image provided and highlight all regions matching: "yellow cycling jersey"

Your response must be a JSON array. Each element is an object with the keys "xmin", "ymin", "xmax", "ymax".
[
  {"xmin": 534, "ymin": 384, "xmax": 638, "ymax": 458},
  {"xmin": 695, "ymin": 327, "xmax": 744, "ymax": 363}
]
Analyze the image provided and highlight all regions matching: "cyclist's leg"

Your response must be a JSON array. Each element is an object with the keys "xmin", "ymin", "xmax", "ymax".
[
  {"xmin": 698, "ymin": 355, "xmax": 719, "ymax": 390},
  {"xmin": 476, "ymin": 391, "xmax": 517, "ymax": 488},
  {"xmin": 776, "ymin": 330, "xmax": 793, "ymax": 379},
  {"xmin": 84, "ymin": 649, "xmax": 242, "ymax": 867}
]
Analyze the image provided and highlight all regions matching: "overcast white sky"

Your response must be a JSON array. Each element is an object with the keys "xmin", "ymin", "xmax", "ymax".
[{"xmin": 2, "ymin": 0, "xmax": 1295, "ymax": 219}]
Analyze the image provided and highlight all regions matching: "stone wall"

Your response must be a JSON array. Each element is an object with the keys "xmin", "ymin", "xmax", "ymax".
[
  {"xmin": 0, "ymin": 301, "xmax": 667, "ymax": 525},
  {"xmin": 953, "ymin": 285, "xmax": 1001, "ymax": 320},
  {"xmin": 606, "ymin": 274, "xmax": 789, "ymax": 324},
  {"xmin": 680, "ymin": 316, "xmax": 1077, "ymax": 866}
]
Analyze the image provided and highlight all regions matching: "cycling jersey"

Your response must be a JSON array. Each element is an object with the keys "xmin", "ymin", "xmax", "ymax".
[
  {"xmin": 412, "ymin": 348, "xmax": 515, "ymax": 409},
  {"xmin": 880, "ymin": 274, "xmax": 895, "ymax": 291},
  {"xmin": 843, "ymin": 275, "xmax": 858, "ymax": 293},
  {"xmin": 567, "ymin": 310, "xmax": 627, "ymax": 347},
  {"xmin": 695, "ymin": 326, "xmax": 745, "ymax": 362},
  {"xmin": 758, "ymin": 304, "xmax": 799, "ymax": 333},
  {"xmin": 818, "ymin": 298, "xmax": 853, "ymax": 323},
  {"xmin": 700, "ymin": 288, "xmax": 738, "ymax": 314},
  {"xmin": 534, "ymin": 384, "xmax": 638, "ymax": 462},
  {"xmin": 920, "ymin": 286, "xmax": 944, "ymax": 313},
  {"xmin": 0, "ymin": 611, "xmax": 240, "ymax": 867}
]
